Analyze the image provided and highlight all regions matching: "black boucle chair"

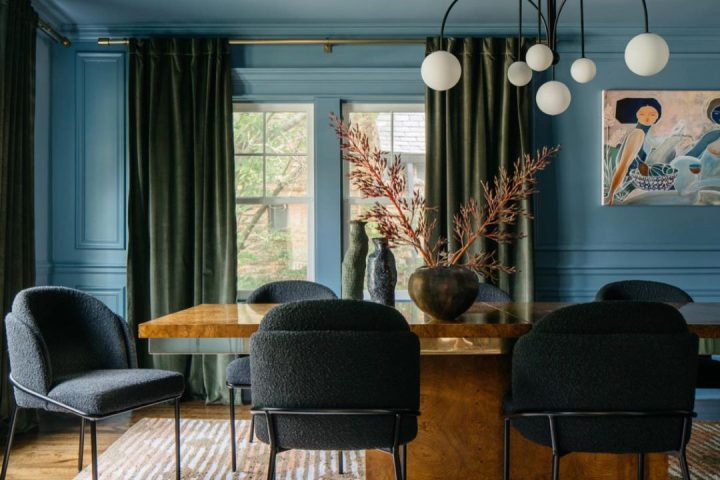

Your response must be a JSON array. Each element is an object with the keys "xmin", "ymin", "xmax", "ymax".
[
  {"xmin": 250, "ymin": 299, "xmax": 420, "ymax": 480},
  {"xmin": 476, "ymin": 283, "xmax": 512, "ymax": 302},
  {"xmin": 227, "ymin": 280, "xmax": 337, "ymax": 472},
  {"xmin": 503, "ymin": 301, "xmax": 698, "ymax": 480},
  {"xmin": 1, "ymin": 287, "xmax": 185, "ymax": 480},
  {"xmin": 595, "ymin": 280, "xmax": 720, "ymax": 389},
  {"xmin": 595, "ymin": 280, "xmax": 694, "ymax": 303}
]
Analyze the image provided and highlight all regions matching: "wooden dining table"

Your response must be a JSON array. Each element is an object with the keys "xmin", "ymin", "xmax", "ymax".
[{"xmin": 138, "ymin": 301, "xmax": 720, "ymax": 480}]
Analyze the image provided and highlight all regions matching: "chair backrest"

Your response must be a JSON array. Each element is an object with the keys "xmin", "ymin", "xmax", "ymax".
[
  {"xmin": 476, "ymin": 283, "xmax": 511, "ymax": 302},
  {"xmin": 245, "ymin": 280, "xmax": 337, "ymax": 304},
  {"xmin": 595, "ymin": 280, "xmax": 693, "ymax": 303},
  {"xmin": 5, "ymin": 287, "xmax": 136, "ymax": 396},
  {"xmin": 250, "ymin": 299, "xmax": 420, "ymax": 449},
  {"xmin": 511, "ymin": 301, "xmax": 698, "ymax": 452}
]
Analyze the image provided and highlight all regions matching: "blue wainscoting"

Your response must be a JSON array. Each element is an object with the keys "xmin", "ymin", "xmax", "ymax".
[{"xmin": 46, "ymin": 42, "xmax": 128, "ymax": 316}]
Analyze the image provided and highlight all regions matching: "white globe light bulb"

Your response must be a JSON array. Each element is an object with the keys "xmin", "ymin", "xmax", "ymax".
[
  {"xmin": 570, "ymin": 57, "xmax": 597, "ymax": 84},
  {"xmin": 536, "ymin": 80, "xmax": 572, "ymax": 116},
  {"xmin": 421, "ymin": 50, "xmax": 462, "ymax": 91},
  {"xmin": 507, "ymin": 61, "xmax": 533, "ymax": 86},
  {"xmin": 625, "ymin": 33, "xmax": 670, "ymax": 76},
  {"xmin": 525, "ymin": 43, "xmax": 554, "ymax": 72}
]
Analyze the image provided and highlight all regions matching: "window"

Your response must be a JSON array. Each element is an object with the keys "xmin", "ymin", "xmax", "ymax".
[
  {"xmin": 342, "ymin": 104, "xmax": 426, "ymax": 296},
  {"xmin": 233, "ymin": 104, "xmax": 314, "ymax": 296}
]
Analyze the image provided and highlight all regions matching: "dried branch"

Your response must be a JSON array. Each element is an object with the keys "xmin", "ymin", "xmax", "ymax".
[{"xmin": 331, "ymin": 112, "xmax": 559, "ymax": 276}]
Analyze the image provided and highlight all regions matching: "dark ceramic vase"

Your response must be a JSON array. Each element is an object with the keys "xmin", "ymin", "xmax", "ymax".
[
  {"xmin": 367, "ymin": 237, "xmax": 397, "ymax": 306},
  {"xmin": 341, "ymin": 221, "xmax": 369, "ymax": 300},
  {"xmin": 408, "ymin": 266, "xmax": 480, "ymax": 321}
]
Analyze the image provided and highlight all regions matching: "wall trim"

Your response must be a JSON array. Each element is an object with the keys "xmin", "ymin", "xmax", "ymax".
[
  {"xmin": 233, "ymin": 67, "xmax": 424, "ymax": 98},
  {"xmin": 32, "ymin": 0, "xmax": 74, "ymax": 30},
  {"xmin": 74, "ymin": 52, "xmax": 127, "ymax": 251}
]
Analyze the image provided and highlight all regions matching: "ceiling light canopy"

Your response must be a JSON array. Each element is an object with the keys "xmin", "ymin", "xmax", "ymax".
[{"xmin": 422, "ymin": 0, "xmax": 670, "ymax": 116}]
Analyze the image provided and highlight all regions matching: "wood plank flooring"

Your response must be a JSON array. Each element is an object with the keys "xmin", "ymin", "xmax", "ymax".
[{"xmin": 0, "ymin": 401, "xmax": 243, "ymax": 480}]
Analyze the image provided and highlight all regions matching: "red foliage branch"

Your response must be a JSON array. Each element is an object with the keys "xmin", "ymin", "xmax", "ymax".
[{"xmin": 331, "ymin": 113, "xmax": 559, "ymax": 277}]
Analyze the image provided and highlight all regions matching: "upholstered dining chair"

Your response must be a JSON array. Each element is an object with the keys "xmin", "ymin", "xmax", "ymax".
[
  {"xmin": 476, "ymin": 283, "xmax": 512, "ymax": 302},
  {"xmin": 249, "ymin": 299, "xmax": 420, "ymax": 480},
  {"xmin": 1, "ymin": 286, "xmax": 185, "ymax": 480},
  {"xmin": 595, "ymin": 280, "xmax": 720, "ymax": 389},
  {"xmin": 503, "ymin": 301, "xmax": 698, "ymax": 480},
  {"xmin": 227, "ymin": 280, "xmax": 337, "ymax": 472}
]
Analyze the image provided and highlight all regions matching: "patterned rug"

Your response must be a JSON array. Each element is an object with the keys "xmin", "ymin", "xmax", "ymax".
[
  {"xmin": 75, "ymin": 418, "xmax": 363, "ymax": 479},
  {"xmin": 76, "ymin": 418, "xmax": 719, "ymax": 479}
]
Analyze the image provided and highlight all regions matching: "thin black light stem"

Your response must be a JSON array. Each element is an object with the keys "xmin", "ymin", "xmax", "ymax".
[
  {"xmin": 518, "ymin": 0, "xmax": 523, "ymax": 58},
  {"xmin": 537, "ymin": 0, "xmax": 542, "ymax": 42},
  {"xmin": 580, "ymin": 0, "xmax": 586, "ymax": 57},
  {"xmin": 439, "ymin": 0, "xmax": 460, "ymax": 50},
  {"xmin": 641, "ymin": 0, "xmax": 650, "ymax": 32}
]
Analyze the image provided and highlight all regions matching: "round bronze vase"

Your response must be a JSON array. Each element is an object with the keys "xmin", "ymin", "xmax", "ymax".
[{"xmin": 408, "ymin": 266, "xmax": 480, "ymax": 321}]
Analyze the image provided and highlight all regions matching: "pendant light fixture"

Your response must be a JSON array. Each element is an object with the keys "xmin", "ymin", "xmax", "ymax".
[{"xmin": 422, "ymin": 0, "xmax": 670, "ymax": 115}]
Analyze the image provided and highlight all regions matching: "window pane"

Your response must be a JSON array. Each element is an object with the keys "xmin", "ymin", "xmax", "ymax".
[
  {"xmin": 235, "ymin": 156, "xmax": 263, "ymax": 197},
  {"xmin": 233, "ymin": 112, "xmax": 264, "ymax": 154},
  {"xmin": 237, "ymin": 203, "xmax": 309, "ymax": 292},
  {"xmin": 348, "ymin": 111, "xmax": 392, "ymax": 152},
  {"xmin": 266, "ymin": 156, "xmax": 308, "ymax": 197},
  {"xmin": 392, "ymin": 112, "xmax": 426, "ymax": 154},
  {"xmin": 349, "ymin": 204, "xmax": 423, "ymax": 292},
  {"xmin": 266, "ymin": 112, "xmax": 308, "ymax": 154}
]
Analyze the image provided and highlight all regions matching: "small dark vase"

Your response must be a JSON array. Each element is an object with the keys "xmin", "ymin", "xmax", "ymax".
[
  {"xmin": 408, "ymin": 266, "xmax": 480, "ymax": 321},
  {"xmin": 341, "ymin": 221, "xmax": 369, "ymax": 300},
  {"xmin": 367, "ymin": 238, "xmax": 397, "ymax": 306}
]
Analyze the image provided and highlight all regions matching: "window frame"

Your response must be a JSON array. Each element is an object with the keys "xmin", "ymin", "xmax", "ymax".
[
  {"xmin": 233, "ymin": 102, "xmax": 315, "ymax": 299},
  {"xmin": 341, "ymin": 103, "xmax": 426, "ymax": 300}
]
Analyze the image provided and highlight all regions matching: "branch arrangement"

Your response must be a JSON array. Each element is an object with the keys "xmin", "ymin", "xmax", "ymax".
[{"xmin": 331, "ymin": 113, "xmax": 559, "ymax": 278}]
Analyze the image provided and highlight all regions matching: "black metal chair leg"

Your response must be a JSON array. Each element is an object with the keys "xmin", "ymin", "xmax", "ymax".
[
  {"xmin": 266, "ymin": 447, "xmax": 277, "ymax": 480},
  {"xmin": 229, "ymin": 386, "xmax": 237, "ymax": 472},
  {"xmin": 392, "ymin": 447, "xmax": 403, "ymax": 480},
  {"xmin": 78, "ymin": 417, "xmax": 86, "ymax": 472},
  {"xmin": 90, "ymin": 420, "xmax": 98, "ymax": 480},
  {"xmin": 174, "ymin": 398, "xmax": 181, "ymax": 480},
  {"xmin": 551, "ymin": 454, "xmax": 560, "ymax": 480},
  {"xmin": 402, "ymin": 444, "xmax": 408, "ymax": 480},
  {"xmin": 503, "ymin": 418, "xmax": 510, "ymax": 480},
  {"xmin": 637, "ymin": 453, "xmax": 645, "ymax": 480},
  {"xmin": 0, "ymin": 404, "xmax": 19, "ymax": 480},
  {"xmin": 338, "ymin": 450, "xmax": 344, "ymax": 474},
  {"xmin": 679, "ymin": 451, "xmax": 691, "ymax": 480},
  {"xmin": 248, "ymin": 406, "xmax": 255, "ymax": 443}
]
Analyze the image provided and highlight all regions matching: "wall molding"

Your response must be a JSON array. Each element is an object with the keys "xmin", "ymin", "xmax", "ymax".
[
  {"xmin": 233, "ymin": 67, "xmax": 424, "ymax": 98},
  {"xmin": 32, "ymin": 0, "xmax": 74, "ymax": 31},
  {"xmin": 74, "ymin": 53, "xmax": 126, "ymax": 251},
  {"xmin": 76, "ymin": 285, "xmax": 127, "ymax": 316},
  {"xmin": 52, "ymin": 263, "xmax": 127, "ymax": 274}
]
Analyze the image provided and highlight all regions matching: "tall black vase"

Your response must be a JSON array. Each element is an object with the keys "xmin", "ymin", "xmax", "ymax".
[
  {"xmin": 341, "ymin": 220, "xmax": 369, "ymax": 300},
  {"xmin": 367, "ymin": 237, "xmax": 397, "ymax": 306}
]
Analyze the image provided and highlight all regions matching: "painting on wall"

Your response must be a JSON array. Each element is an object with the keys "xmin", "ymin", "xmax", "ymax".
[{"xmin": 603, "ymin": 90, "xmax": 720, "ymax": 206}]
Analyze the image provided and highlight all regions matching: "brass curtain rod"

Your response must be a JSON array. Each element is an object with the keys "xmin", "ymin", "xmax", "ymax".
[
  {"xmin": 38, "ymin": 19, "xmax": 71, "ymax": 47},
  {"xmin": 98, "ymin": 37, "xmax": 425, "ymax": 52}
]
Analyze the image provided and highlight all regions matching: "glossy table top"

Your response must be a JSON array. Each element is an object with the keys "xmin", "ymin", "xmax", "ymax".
[{"xmin": 139, "ymin": 301, "xmax": 720, "ymax": 339}]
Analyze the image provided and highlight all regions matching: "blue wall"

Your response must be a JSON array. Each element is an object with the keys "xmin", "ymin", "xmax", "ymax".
[{"xmin": 38, "ymin": 30, "xmax": 720, "ymax": 312}]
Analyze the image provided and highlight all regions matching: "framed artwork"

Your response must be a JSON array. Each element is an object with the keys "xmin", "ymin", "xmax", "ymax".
[{"xmin": 602, "ymin": 90, "xmax": 720, "ymax": 206}]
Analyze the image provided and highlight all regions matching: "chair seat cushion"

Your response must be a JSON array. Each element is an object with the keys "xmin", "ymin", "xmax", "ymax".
[
  {"xmin": 48, "ymin": 369, "xmax": 184, "ymax": 416},
  {"xmin": 227, "ymin": 356, "xmax": 251, "ymax": 386}
]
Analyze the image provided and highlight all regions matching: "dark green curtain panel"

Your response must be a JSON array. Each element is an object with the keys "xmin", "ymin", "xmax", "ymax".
[
  {"xmin": 425, "ymin": 37, "xmax": 533, "ymax": 301},
  {"xmin": 127, "ymin": 38, "xmax": 237, "ymax": 403},
  {"xmin": 0, "ymin": 0, "xmax": 37, "ymax": 427}
]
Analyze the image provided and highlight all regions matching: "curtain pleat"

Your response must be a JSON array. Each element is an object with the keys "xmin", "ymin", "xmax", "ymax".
[
  {"xmin": 127, "ymin": 38, "xmax": 237, "ymax": 403},
  {"xmin": 0, "ymin": 0, "xmax": 37, "ymax": 428},
  {"xmin": 425, "ymin": 37, "xmax": 533, "ymax": 301}
]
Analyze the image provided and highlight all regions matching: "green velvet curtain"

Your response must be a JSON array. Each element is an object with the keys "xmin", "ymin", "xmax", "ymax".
[
  {"xmin": 0, "ymin": 0, "xmax": 37, "ymax": 428},
  {"xmin": 425, "ymin": 37, "xmax": 533, "ymax": 301},
  {"xmin": 127, "ymin": 38, "xmax": 237, "ymax": 403}
]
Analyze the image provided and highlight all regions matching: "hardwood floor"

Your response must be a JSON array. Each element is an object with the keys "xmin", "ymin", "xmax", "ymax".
[{"xmin": 0, "ymin": 401, "xmax": 245, "ymax": 480}]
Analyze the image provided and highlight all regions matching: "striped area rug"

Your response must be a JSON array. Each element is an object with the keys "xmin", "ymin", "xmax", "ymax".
[
  {"xmin": 75, "ymin": 418, "xmax": 364, "ymax": 479},
  {"xmin": 76, "ymin": 418, "xmax": 720, "ymax": 479}
]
